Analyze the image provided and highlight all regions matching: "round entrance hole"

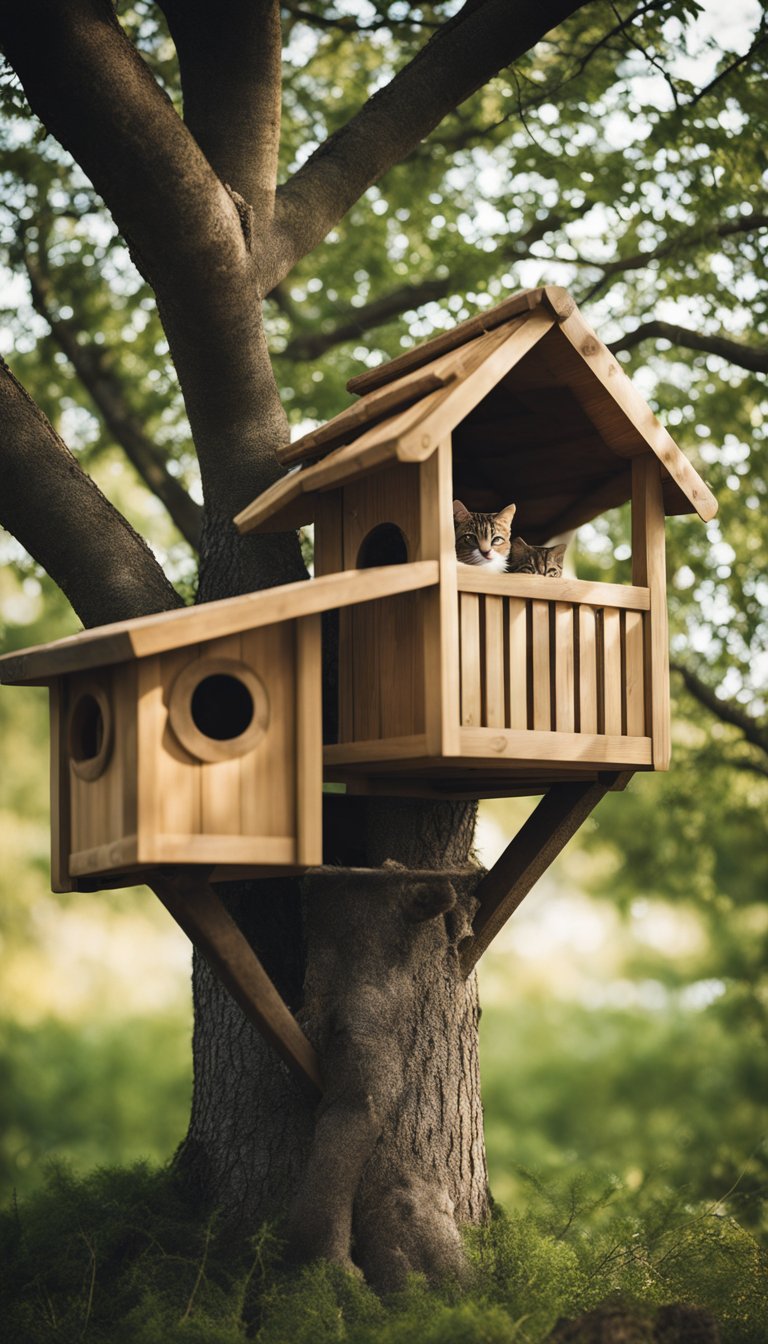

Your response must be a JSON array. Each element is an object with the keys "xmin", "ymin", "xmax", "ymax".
[
  {"xmin": 357, "ymin": 522, "xmax": 408, "ymax": 568},
  {"xmin": 68, "ymin": 687, "xmax": 113, "ymax": 780},
  {"xmin": 168, "ymin": 658, "xmax": 270, "ymax": 763},
  {"xmin": 190, "ymin": 673, "xmax": 255, "ymax": 741}
]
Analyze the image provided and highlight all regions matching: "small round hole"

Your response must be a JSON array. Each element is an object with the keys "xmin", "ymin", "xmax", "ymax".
[
  {"xmin": 190, "ymin": 674, "xmax": 255, "ymax": 741},
  {"xmin": 68, "ymin": 687, "xmax": 113, "ymax": 780},
  {"xmin": 70, "ymin": 693, "xmax": 105, "ymax": 762},
  {"xmin": 357, "ymin": 522, "xmax": 409, "ymax": 568}
]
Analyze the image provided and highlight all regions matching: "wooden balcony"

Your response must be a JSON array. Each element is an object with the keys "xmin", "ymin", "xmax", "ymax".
[{"xmin": 456, "ymin": 569, "xmax": 653, "ymax": 770}]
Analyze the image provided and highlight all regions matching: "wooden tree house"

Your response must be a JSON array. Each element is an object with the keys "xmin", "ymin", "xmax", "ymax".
[
  {"xmin": 0, "ymin": 286, "xmax": 717, "ymax": 1097},
  {"xmin": 236, "ymin": 285, "xmax": 717, "ymax": 801}
]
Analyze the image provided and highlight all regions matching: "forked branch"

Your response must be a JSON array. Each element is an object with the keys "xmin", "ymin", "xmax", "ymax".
[
  {"xmin": 270, "ymin": 0, "xmax": 591, "ymax": 284},
  {"xmin": 0, "ymin": 0, "xmax": 245, "ymax": 300}
]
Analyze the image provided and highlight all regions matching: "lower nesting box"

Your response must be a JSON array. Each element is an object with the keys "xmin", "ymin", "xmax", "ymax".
[
  {"xmin": 51, "ymin": 617, "xmax": 320, "ymax": 889},
  {"xmin": 0, "ymin": 566, "xmax": 437, "ymax": 891}
]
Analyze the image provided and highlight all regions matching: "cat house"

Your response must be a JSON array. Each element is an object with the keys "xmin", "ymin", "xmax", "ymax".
[
  {"xmin": 236, "ymin": 285, "xmax": 717, "ymax": 799},
  {"xmin": 0, "ymin": 566, "xmax": 432, "ymax": 890}
]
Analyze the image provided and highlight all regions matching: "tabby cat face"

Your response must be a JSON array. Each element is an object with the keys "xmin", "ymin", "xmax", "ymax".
[
  {"xmin": 507, "ymin": 537, "xmax": 566, "ymax": 577},
  {"xmin": 453, "ymin": 500, "xmax": 516, "ymax": 571}
]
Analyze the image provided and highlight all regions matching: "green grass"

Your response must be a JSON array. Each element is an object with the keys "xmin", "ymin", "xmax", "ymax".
[{"xmin": 2, "ymin": 1162, "xmax": 766, "ymax": 1343}]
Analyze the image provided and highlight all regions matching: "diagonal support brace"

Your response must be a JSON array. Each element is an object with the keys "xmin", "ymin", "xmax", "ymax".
[
  {"xmin": 461, "ymin": 779, "xmax": 615, "ymax": 976},
  {"xmin": 151, "ymin": 873, "xmax": 323, "ymax": 1100}
]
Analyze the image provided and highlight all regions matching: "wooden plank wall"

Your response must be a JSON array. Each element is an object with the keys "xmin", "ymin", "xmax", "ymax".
[
  {"xmin": 338, "ymin": 463, "xmax": 426, "ymax": 743},
  {"xmin": 458, "ymin": 585, "xmax": 649, "ymax": 742}
]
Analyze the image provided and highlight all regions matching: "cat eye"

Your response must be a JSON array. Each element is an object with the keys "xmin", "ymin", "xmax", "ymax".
[{"xmin": 492, "ymin": 535, "xmax": 504, "ymax": 545}]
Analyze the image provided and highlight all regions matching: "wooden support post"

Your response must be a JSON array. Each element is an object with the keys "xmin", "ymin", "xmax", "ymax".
[
  {"xmin": 151, "ymin": 874, "xmax": 323, "ymax": 1100},
  {"xmin": 461, "ymin": 779, "xmax": 613, "ymax": 975},
  {"xmin": 419, "ymin": 437, "xmax": 460, "ymax": 755},
  {"xmin": 632, "ymin": 456, "xmax": 670, "ymax": 769}
]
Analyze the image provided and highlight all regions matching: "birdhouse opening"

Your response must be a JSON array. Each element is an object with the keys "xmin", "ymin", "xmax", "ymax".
[
  {"xmin": 356, "ymin": 523, "xmax": 409, "ymax": 569},
  {"xmin": 191, "ymin": 674, "xmax": 254, "ymax": 740},
  {"xmin": 168, "ymin": 658, "xmax": 270, "ymax": 763},
  {"xmin": 68, "ymin": 687, "xmax": 112, "ymax": 781}
]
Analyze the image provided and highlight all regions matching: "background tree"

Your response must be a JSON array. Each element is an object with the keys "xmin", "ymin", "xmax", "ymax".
[{"xmin": 0, "ymin": 0, "xmax": 766, "ymax": 1294}]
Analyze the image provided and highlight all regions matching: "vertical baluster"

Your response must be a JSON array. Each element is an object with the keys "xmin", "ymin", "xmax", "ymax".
[
  {"xmin": 603, "ymin": 607, "xmax": 622, "ymax": 736},
  {"xmin": 484, "ymin": 595, "xmax": 505, "ymax": 728},
  {"xmin": 578, "ymin": 606, "xmax": 598, "ymax": 733},
  {"xmin": 508, "ymin": 597, "xmax": 528, "ymax": 729},
  {"xmin": 460, "ymin": 593, "xmax": 482, "ymax": 727},
  {"xmin": 554, "ymin": 603, "xmax": 576, "ymax": 732},
  {"xmin": 531, "ymin": 600, "xmax": 551, "ymax": 730},
  {"xmin": 625, "ymin": 610, "xmax": 646, "ymax": 737}
]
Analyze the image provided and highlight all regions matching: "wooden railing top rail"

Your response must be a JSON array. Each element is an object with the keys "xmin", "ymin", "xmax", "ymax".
[{"xmin": 456, "ymin": 569, "xmax": 650, "ymax": 611}]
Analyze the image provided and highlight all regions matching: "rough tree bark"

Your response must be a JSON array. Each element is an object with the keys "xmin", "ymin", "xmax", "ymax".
[{"xmin": 0, "ymin": 0, "xmax": 591, "ymax": 1287}]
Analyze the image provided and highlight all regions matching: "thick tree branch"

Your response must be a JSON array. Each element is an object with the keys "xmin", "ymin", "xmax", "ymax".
[
  {"xmin": 270, "ymin": 0, "xmax": 591, "ymax": 284},
  {"xmin": 24, "ymin": 250, "xmax": 203, "ymax": 549},
  {"xmin": 1, "ymin": 0, "xmax": 300, "ymax": 555},
  {"xmin": 411, "ymin": 0, "xmax": 666, "ymax": 157},
  {"xmin": 0, "ymin": 0, "xmax": 246, "ymax": 301},
  {"xmin": 671, "ymin": 660, "xmax": 768, "ymax": 760},
  {"xmin": 157, "ymin": 0, "xmax": 282, "ymax": 223},
  {"xmin": 577, "ymin": 214, "xmax": 768, "ymax": 301},
  {"xmin": 610, "ymin": 321, "xmax": 768, "ymax": 374},
  {"xmin": 0, "ymin": 359, "xmax": 182, "ymax": 628}
]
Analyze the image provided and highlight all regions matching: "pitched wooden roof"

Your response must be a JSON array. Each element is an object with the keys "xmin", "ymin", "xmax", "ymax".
[
  {"xmin": 236, "ymin": 286, "xmax": 716, "ymax": 542},
  {"xmin": 0, "ymin": 563, "xmax": 438, "ymax": 684}
]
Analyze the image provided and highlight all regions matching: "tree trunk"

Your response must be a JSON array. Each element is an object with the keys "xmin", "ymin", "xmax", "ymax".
[
  {"xmin": 178, "ymin": 793, "xmax": 489, "ymax": 1288},
  {"xmin": 170, "ymin": 300, "xmax": 490, "ymax": 1282}
]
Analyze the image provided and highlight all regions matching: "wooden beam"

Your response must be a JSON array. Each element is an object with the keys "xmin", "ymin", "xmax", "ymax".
[
  {"xmin": 456, "ymin": 568, "xmax": 650, "ymax": 611},
  {"xmin": 632, "ymin": 457, "xmax": 671, "ymax": 770},
  {"xmin": 461, "ymin": 779, "xmax": 613, "ymax": 975},
  {"xmin": 151, "ymin": 873, "xmax": 323, "ymax": 1099}
]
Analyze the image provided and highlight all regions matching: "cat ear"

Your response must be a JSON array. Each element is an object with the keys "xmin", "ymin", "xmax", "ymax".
[
  {"xmin": 495, "ymin": 503, "xmax": 517, "ymax": 527},
  {"xmin": 508, "ymin": 536, "xmax": 528, "ymax": 556},
  {"xmin": 452, "ymin": 499, "xmax": 471, "ymax": 522},
  {"xmin": 549, "ymin": 544, "xmax": 567, "ymax": 563}
]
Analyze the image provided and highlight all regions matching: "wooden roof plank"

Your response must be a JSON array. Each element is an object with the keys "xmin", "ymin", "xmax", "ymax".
[
  {"xmin": 277, "ymin": 368, "xmax": 458, "ymax": 468},
  {"xmin": 0, "ymin": 562, "xmax": 440, "ymax": 684},
  {"xmin": 345, "ymin": 285, "xmax": 572, "ymax": 395}
]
